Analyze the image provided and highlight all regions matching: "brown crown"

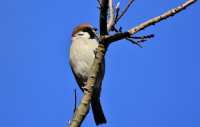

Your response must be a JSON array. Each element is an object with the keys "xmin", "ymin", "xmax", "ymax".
[{"xmin": 72, "ymin": 23, "xmax": 93, "ymax": 36}]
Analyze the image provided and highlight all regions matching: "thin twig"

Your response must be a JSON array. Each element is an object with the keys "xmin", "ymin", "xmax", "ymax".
[
  {"xmin": 104, "ymin": 0, "xmax": 197, "ymax": 43},
  {"xmin": 97, "ymin": 0, "xmax": 101, "ymax": 6},
  {"xmin": 112, "ymin": 26, "xmax": 153, "ymax": 47},
  {"xmin": 73, "ymin": 89, "xmax": 77, "ymax": 113},
  {"xmin": 115, "ymin": 0, "xmax": 134, "ymax": 23},
  {"xmin": 128, "ymin": 0, "xmax": 197, "ymax": 34},
  {"xmin": 114, "ymin": 2, "xmax": 120, "ymax": 23},
  {"xmin": 126, "ymin": 38, "xmax": 143, "ymax": 48},
  {"xmin": 130, "ymin": 34, "xmax": 154, "ymax": 39},
  {"xmin": 107, "ymin": 0, "xmax": 115, "ymax": 31}
]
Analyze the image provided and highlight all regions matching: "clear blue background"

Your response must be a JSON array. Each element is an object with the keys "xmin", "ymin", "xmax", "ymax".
[{"xmin": 1, "ymin": 0, "xmax": 200, "ymax": 127}]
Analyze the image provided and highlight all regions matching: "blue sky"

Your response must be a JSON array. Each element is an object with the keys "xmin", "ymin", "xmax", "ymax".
[{"xmin": 1, "ymin": 0, "xmax": 200, "ymax": 127}]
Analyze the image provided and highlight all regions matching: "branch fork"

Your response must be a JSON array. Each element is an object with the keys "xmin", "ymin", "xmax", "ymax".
[{"xmin": 69, "ymin": 0, "xmax": 197, "ymax": 126}]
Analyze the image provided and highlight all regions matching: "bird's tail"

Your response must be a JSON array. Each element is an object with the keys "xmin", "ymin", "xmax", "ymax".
[{"xmin": 91, "ymin": 99, "xmax": 107, "ymax": 125}]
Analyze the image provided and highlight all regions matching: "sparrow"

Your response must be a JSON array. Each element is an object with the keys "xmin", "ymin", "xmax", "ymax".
[{"xmin": 69, "ymin": 23, "xmax": 107, "ymax": 125}]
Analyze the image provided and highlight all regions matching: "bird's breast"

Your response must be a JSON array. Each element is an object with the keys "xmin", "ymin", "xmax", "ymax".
[{"xmin": 70, "ymin": 38, "xmax": 99, "ymax": 79}]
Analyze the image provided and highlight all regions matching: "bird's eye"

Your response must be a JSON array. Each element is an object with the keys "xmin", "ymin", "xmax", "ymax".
[
  {"xmin": 77, "ymin": 33, "xmax": 84, "ymax": 36},
  {"xmin": 93, "ymin": 27, "xmax": 97, "ymax": 31}
]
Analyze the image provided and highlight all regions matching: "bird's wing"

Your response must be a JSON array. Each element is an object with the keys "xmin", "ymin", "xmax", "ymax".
[
  {"xmin": 69, "ymin": 60, "xmax": 85, "ymax": 92},
  {"xmin": 69, "ymin": 57, "xmax": 105, "ymax": 93}
]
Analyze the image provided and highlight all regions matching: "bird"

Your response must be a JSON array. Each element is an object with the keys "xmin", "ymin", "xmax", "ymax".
[{"xmin": 69, "ymin": 23, "xmax": 107, "ymax": 125}]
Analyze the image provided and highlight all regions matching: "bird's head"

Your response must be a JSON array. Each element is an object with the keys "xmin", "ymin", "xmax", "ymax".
[{"xmin": 72, "ymin": 23, "xmax": 97, "ymax": 39}]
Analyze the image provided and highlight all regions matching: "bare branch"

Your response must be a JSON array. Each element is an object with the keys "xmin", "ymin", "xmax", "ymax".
[
  {"xmin": 115, "ymin": 1, "xmax": 120, "ymax": 11},
  {"xmin": 107, "ymin": 0, "xmax": 115, "ymax": 31},
  {"xmin": 114, "ymin": 2, "xmax": 120, "ymax": 22},
  {"xmin": 128, "ymin": 0, "xmax": 196, "ymax": 34},
  {"xmin": 115, "ymin": 0, "xmax": 134, "ymax": 23},
  {"xmin": 111, "ymin": 26, "xmax": 154, "ymax": 47},
  {"xmin": 73, "ymin": 89, "xmax": 77, "ymax": 113},
  {"xmin": 69, "ymin": 0, "xmax": 196, "ymax": 126},
  {"xmin": 97, "ymin": 0, "xmax": 101, "ymax": 6},
  {"xmin": 126, "ymin": 38, "xmax": 143, "ymax": 48},
  {"xmin": 104, "ymin": 0, "xmax": 197, "ymax": 44},
  {"xmin": 100, "ymin": 0, "xmax": 109, "ymax": 35},
  {"xmin": 130, "ymin": 34, "xmax": 154, "ymax": 39}
]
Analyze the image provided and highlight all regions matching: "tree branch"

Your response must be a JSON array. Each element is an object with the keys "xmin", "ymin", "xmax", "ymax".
[
  {"xmin": 115, "ymin": 0, "xmax": 134, "ymax": 23},
  {"xmin": 97, "ymin": 0, "xmax": 101, "ymax": 6},
  {"xmin": 104, "ymin": 0, "xmax": 197, "ymax": 43},
  {"xmin": 100, "ymin": 0, "xmax": 109, "ymax": 35},
  {"xmin": 107, "ymin": 0, "xmax": 115, "ymax": 31},
  {"xmin": 69, "ymin": 0, "xmax": 196, "ymax": 126}
]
